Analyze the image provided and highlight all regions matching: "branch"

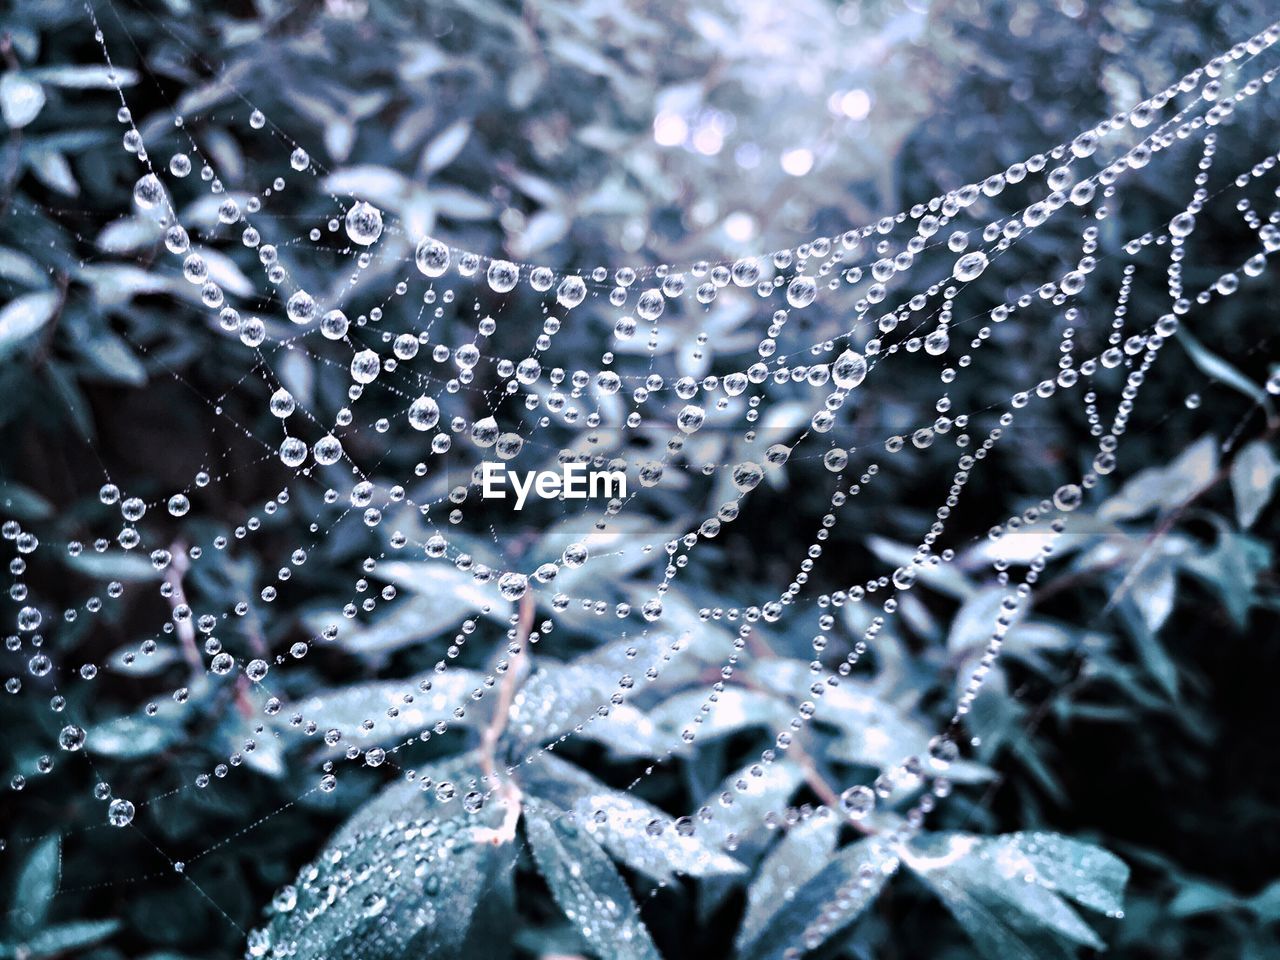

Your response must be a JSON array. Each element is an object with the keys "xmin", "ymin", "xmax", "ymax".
[{"xmin": 475, "ymin": 591, "xmax": 535, "ymax": 844}]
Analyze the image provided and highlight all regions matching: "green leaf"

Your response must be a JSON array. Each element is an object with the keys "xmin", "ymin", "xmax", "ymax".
[
  {"xmin": 422, "ymin": 120, "xmax": 471, "ymax": 172},
  {"xmin": 0, "ymin": 482, "xmax": 53, "ymax": 521},
  {"xmin": 1099, "ymin": 435, "xmax": 1218, "ymax": 521},
  {"xmin": 648, "ymin": 688, "xmax": 795, "ymax": 745},
  {"xmin": 1168, "ymin": 879, "xmax": 1240, "ymax": 917},
  {"xmin": 96, "ymin": 217, "xmax": 162, "ymax": 254},
  {"xmin": 253, "ymin": 764, "xmax": 512, "ymax": 960},
  {"xmin": 278, "ymin": 668, "xmax": 488, "ymax": 756},
  {"xmin": 16, "ymin": 919, "xmax": 120, "ymax": 958},
  {"xmin": 508, "ymin": 663, "xmax": 649, "ymax": 751},
  {"xmin": 0, "ymin": 290, "xmax": 57, "ymax": 356},
  {"xmin": 523, "ymin": 801, "xmax": 662, "ymax": 960},
  {"xmin": 0, "ymin": 248, "xmax": 48, "ymax": 288},
  {"xmin": 1115, "ymin": 593, "xmax": 1178, "ymax": 698},
  {"xmin": 10, "ymin": 835, "xmax": 59, "ymax": 936},
  {"xmin": 903, "ymin": 832, "xmax": 1127, "ymax": 960},
  {"xmin": 1181, "ymin": 523, "xmax": 1270, "ymax": 629},
  {"xmin": 26, "ymin": 150, "xmax": 77, "ymax": 196},
  {"xmin": 524, "ymin": 754, "xmax": 745, "ymax": 884},
  {"xmin": 90, "ymin": 682, "xmax": 210, "ymax": 759},
  {"xmin": 329, "ymin": 752, "xmax": 489, "ymax": 846},
  {"xmin": 996, "ymin": 833, "xmax": 1129, "ymax": 916},
  {"xmin": 1230, "ymin": 439, "xmax": 1279, "ymax": 529},
  {"xmin": 736, "ymin": 815, "xmax": 839, "ymax": 952},
  {"xmin": 81, "ymin": 331, "xmax": 147, "ymax": 386},
  {"xmin": 28, "ymin": 65, "xmax": 139, "ymax": 88},
  {"xmin": 741, "ymin": 836, "xmax": 893, "ymax": 960},
  {"xmin": 0, "ymin": 73, "xmax": 45, "ymax": 128},
  {"xmin": 695, "ymin": 759, "xmax": 805, "ymax": 851},
  {"xmin": 43, "ymin": 360, "xmax": 93, "ymax": 439},
  {"xmin": 1129, "ymin": 555, "xmax": 1176, "ymax": 632},
  {"xmin": 332, "ymin": 560, "xmax": 511, "ymax": 654},
  {"xmin": 869, "ymin": 535, "xmax": 974, "ymax": 598},
  {"xmin": 1177, "ymin": 328, "xmax": 1273, "ymax": 412},
  {"xmin": 66, "ymin": 549, "xmax": 164, "ymax": 582}
]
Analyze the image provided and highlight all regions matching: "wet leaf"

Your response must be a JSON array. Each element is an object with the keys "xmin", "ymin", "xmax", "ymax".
[
  {"xmin": 903, "ymin": 832, "xmax": 1128, "ymax": 960},
  {"xmin": 252, "ymin": 784, "xmax": 512, "ymax": 960},
  {"xmin": 525, "ymin": 755, "xmax": 745, "ymax": 884},
  {"xmin": 741, "ymin": 837, "xmax": 893, "ymax": 960},
  {"xmin": 524, "ymin": 802, "xmax": 662, "ymax": 960},
  {"xmin": 280, "ymin": 668, "xmax": 488, "ymax": 756},
  {"xmin": 0, "ymin": 290, "xmax": 57, "ymax": 356},
  {"xmin": 737, "ymin": 815, "xmax": 838, "ymax": 951},
  {"xmin": 1230, "ymin": 439, "xmax": 1279, "ymax": 529},
  {"xmin": 0, "ymin": 73, "xmax": 46, "ymax": 128},
  {"xmin": 422, "ymin": 121, "xmax": 471, "ymax": 172},
  {"xmin": 15, "ymin": 919, "xmax": 120, "ymax": 957},
  {"xmin": 11, "ymin": 835, "xmax": 59, "ymax": 935}
]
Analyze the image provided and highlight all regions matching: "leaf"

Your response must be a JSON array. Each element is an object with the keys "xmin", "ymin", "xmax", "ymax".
[
  {"xmin": 1167, "ymin": 879, "xmax": 1240, "ymax": 917},
  {"xmin": 96, "ymin": 217, "xmax": 163, "ymax": 254},
  {"xmin": 108, "ymin": 640, "xmax": 179, "ymax": 677},
  {"xmin": 195, "ymin": 248, "xmax": 254, "ymax": 298},
  {"xmin": 11, "ymin": 835, "xmax": 59, "ymax": 935},
  {"xmin": 947, "ymin": 586, "xmax": 1013, "ymax": 653},
  {"xmin": 0, "ymin": 482, "xmax": 52, "ymax": 521},
  {"xmin": 903, "ymin": 832, "xmax": 1128, "ymax": 960},
  {"xmin": 422, "ymin": 121, "xmax": 471, "ymax": 172},
  {"xmin": 1129, "ymin": 555, "xmax": 1176, "ymax": 632},
  {"xmin": 325, "ymin": 118, "xmax": 356, "ymax": 162},
  {"xmin": 27, "ymin": 150, "xmax": 77, "ymax": 196},
  {"xmin": 741, "ymin": 837, "xmax": 893, "ymax": 960},
  {"xmin": 1247, "ymin": 878, "xmax": 1280, "ymax": 921},
  {"xmin": 0, "ymin": 248, "xmax": 48, "ymax": 288},
  {"xmin": 89, "ymin": 682, "xmax": 210, "ymax": 759},
  {"xmin": 647, "ymin": 688, "xmax": 794, "ymax": 745},
  {"xmin": 523, "ymin": 802, "xmax": 662, "ymax": 960},
  {"xmin": 81, "ymin": 332, "xmax": 147, "ymax": 386},
  {"xmin": 1099, "ymin": 435, "xmax": 1218, "ymax": 521},
  {"xmin": 1181, "ymin": 522, "xmax": 1270, "ymax": 628},
  {"xmin": 251, "ymin": 782, "xmax": 512, "ymax": 960},
  {"xmin": 43, "ymin": 361, "xmax": 93, "ymax": 439},
  {"xmin": 66, "ymin": 550, "xmax": 163, "ymax": 582},
  {"xmin": 377, "ymin": 560, "xmax": 512, "ymax": 621},
  {"xmin": 329, "ymin": 752, "xmax": 489, "ymax": 847},
  {"xmin": 754, "ymin": 663, "xmax": 992, "ymax": 784},
  {"xmin": 0, "ymin": 290, "xmax": 57, "ymax": 356},
  {"xmin": 1230, "ymin": 439, "xmax": 1279, "ymax": 529},
  {"xmin": 17, "ymin": 919, "xmax": 120, "ymax": 958},
  {"xmin": 1115, "ymin": 592, "xmax": 1178, "ymax": 697},
  {"xmin": 0, "ymin": 73, "xmax": 45, "ymax": 128},
  {"xmin": 279, "ymin": 668, "xmax": 488, "ymax": 756},
  {"xmin": 507, "ymin": 663, "xmax": 632, "ymax": 750},
  {"xmin": 869, "ymin": 535, "xmax": 974, "ymax": 598},
  {"xmin": 696, "ymin": 759, "xmax": 805, "ymax": 851},
  {"xmin": 29, "ymin": 65, "xmax": 139, "ymax": 88},
  {"xmin": 999, "ymin": 833, "xmax": 1128, "ymax": 915},
  {"xmin": 511, "ymin": 210, "xmax": 569, "ymax": 257},
  {"xmin": 737, "ymin": 816, "xmax": 839, "ymax": 951},
  {"xmin": 432, "ymin": 186, "xmax": 492, "ymax": 220},
  {"xmin": 524, "ymin": 754, "xmax": 745, "ymax": 884},
  {"xmin": 1177, "ymin": 328, "xmax": 1273, "ymax": 411}
]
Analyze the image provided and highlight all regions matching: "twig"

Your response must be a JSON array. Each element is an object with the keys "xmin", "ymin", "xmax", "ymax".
[
  {"xmin": 163, "ymin": 540, "xmax": 203, "ymax": 675},
  {"xmin": 475, "ymin": 591, "xmax": 535, "ymax": 844}
]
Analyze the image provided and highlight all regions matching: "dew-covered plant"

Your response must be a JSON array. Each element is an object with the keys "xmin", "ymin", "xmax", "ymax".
[{"xmin": 0, "ymin": 2, "xmax": 1278, "ymax": 960}]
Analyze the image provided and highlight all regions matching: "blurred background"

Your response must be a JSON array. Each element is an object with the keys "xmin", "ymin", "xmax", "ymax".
[{"xmin": 1, "ymin": 0, "xmax": 1279, "ymax": 958}]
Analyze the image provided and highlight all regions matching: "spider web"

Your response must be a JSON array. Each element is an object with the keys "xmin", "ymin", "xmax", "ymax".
[{"xmin": 2, "ymin": 3, "xmax": 1279, "ymax": 957}]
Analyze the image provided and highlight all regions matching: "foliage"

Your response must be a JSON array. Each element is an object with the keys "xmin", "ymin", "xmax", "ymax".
[{"xmin": 1, "ymin": 1, "xmax": 1278, "ymax": 960}]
